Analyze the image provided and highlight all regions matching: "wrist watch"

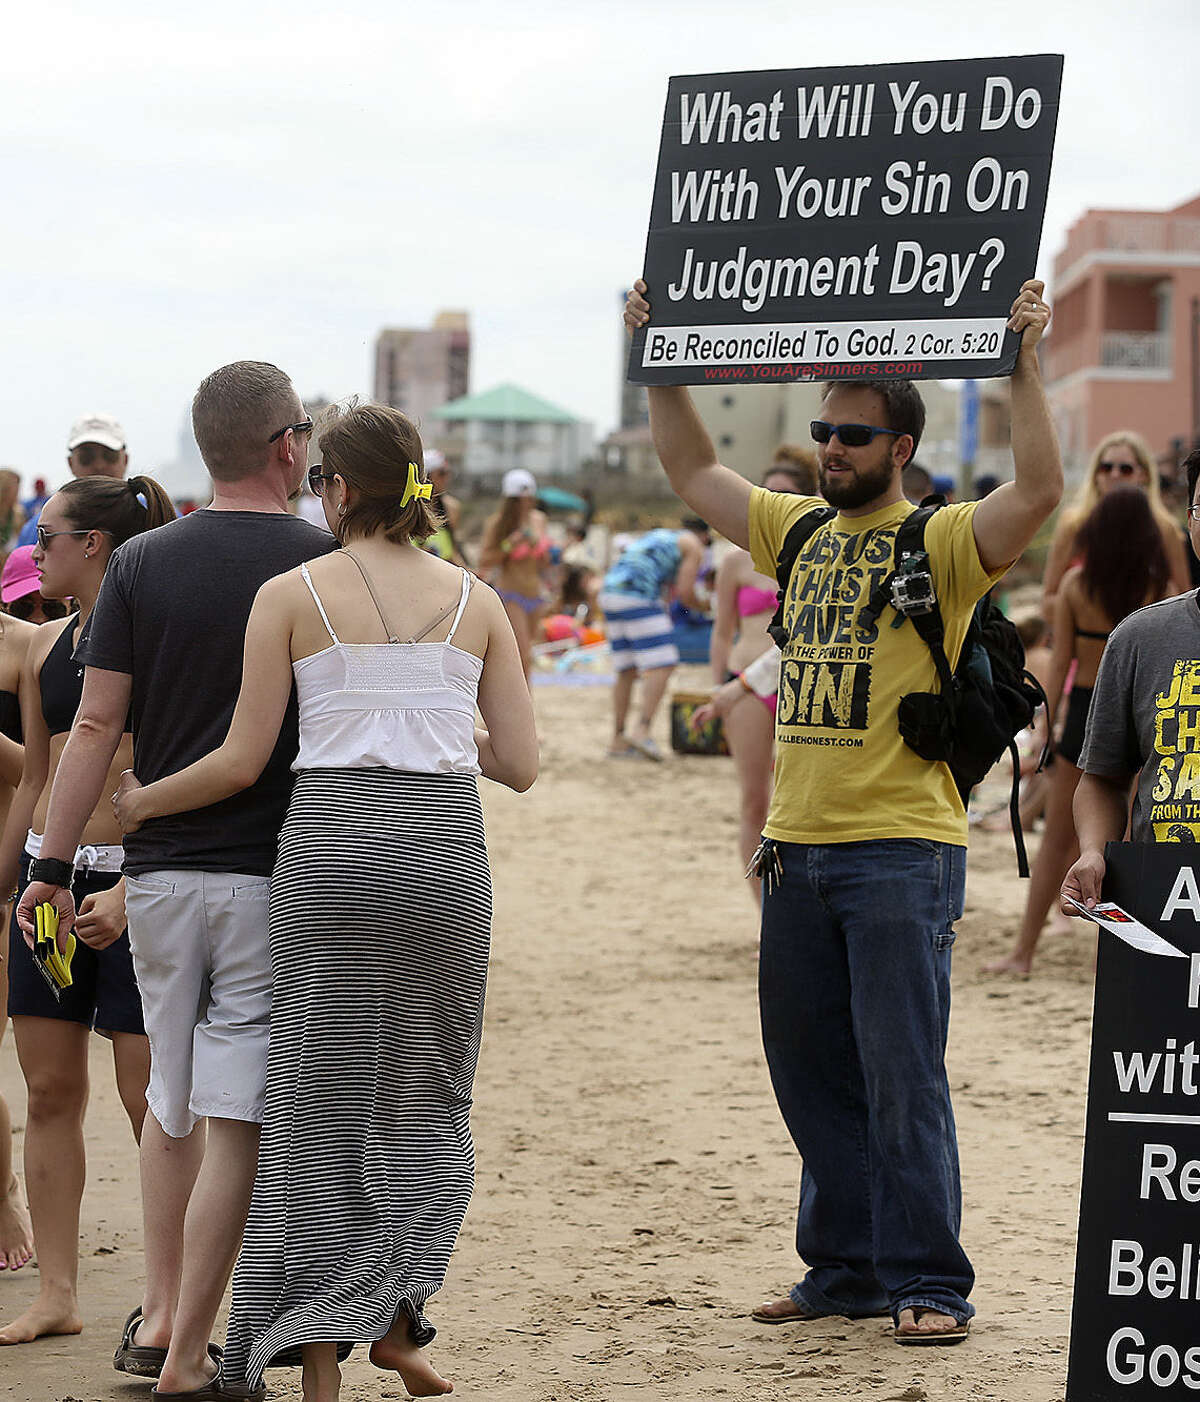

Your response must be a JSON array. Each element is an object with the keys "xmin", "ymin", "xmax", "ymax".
[{"xmin": 28, "ymin": 856, "xmax": 74, "ymax": 889}]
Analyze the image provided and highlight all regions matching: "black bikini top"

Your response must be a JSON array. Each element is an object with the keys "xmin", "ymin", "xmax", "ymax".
[
  {"xmin": 39, "ymin": 616, "xmax": 133, "ymax": 738},
  {"xmin": 0, "ymin": 689, "xmax": 21, "ymax": 743},
  {"xmin": 1074, "ymin": 626, "xmax": 1110, "ymax": 642}
]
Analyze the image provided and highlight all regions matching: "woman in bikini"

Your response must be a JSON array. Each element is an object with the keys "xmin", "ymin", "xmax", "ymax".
[
  {"xmin": 988, "ymin": 486, "xmax": 1171, "ymax": 975},
  {"xmin": 1042, "ymin": 430, "xmax": 1188, "ymax": 617},
  {"xmin": 478, "ymin": 468, "xmax": 550, "ymax": 683},
  {"xmin": 0, "ymin": 475, "xmax": 173, "ymax": 1346},
  {"xmin": 703, "ymin": 461, "xmax": 812, "ymax": 900}
]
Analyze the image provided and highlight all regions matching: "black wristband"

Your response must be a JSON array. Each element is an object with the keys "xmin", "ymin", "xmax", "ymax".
[{"xmin": 29, "ymin": 857, "xmax": 74, "ymax": 889}]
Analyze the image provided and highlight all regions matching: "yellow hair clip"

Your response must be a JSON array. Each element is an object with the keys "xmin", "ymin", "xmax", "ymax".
[{"xmin": 401, "ymin": 462, "xmax": 434, "ymax": 508}]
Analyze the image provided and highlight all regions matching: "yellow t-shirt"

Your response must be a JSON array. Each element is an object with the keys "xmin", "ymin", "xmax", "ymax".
[{"xmin": 749, "ymin": 487, "xmax": 1007, "ymax": 848}]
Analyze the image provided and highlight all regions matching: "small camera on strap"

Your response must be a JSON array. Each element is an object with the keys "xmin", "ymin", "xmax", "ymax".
[{"xmin": 889, "ymin": 551, "xmax": 936, "ymax": 618}]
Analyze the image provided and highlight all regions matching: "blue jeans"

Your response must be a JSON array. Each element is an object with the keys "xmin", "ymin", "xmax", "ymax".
[{"xmin": 758, "ymin": 839, "xmax": 974, "ymax": 1324}]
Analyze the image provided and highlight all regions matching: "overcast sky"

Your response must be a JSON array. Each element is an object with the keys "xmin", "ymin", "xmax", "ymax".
[{"xmin": 2, "ymin": 0, "xmax": 1196, "ymax": 495}]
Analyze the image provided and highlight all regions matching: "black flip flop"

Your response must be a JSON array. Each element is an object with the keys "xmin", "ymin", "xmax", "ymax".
[
  {"xmin": 113, "ymin": 1305, "xmax": 226, "ymax": 1378},
  {"xmin": 113, "ymin": 1307, "xmax": 168, "ymax": 1378},
  {"xmin": 151, "ymin": 1376, "xmax": 225, "ymax": 1401}
]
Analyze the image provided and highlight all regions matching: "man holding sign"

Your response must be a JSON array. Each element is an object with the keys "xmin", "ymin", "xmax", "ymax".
[{"xmin": 624, "ymin": 277, "xmax": 1059, "ymax": 1342}]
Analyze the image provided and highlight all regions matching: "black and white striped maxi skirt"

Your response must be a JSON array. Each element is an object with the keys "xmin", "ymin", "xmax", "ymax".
[{"xmin": 221, "ymin": 768, "xmax": 492, "ymax": 1389}]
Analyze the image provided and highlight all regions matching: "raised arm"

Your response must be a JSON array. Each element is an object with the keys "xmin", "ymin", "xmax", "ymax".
[
  {"xmin": 625, "ymin": 281, "xmax": 753, "ymax": 548},
  {"xmin": 113, "ymin": 578, "xmax": 296, "ymax": 831},
  {"xmin": 970, "ymin": 280, "xmax": 1063, "ymax": 573}
]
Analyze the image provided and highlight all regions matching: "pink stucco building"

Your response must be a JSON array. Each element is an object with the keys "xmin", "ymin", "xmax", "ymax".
[{"xmin": 1044, "ymin": 191, "xmax": 1200, "ymax": 480}]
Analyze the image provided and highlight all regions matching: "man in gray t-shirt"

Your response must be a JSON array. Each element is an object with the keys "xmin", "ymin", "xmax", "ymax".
[{"xmin": 1063, "ymin": 447, "xmax": 1200, "ymax": 911}]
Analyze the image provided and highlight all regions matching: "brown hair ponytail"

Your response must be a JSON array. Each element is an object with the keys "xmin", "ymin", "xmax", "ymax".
[{"xmin": 59, "ymin": 474, "xmax": 175, "ymax": 547}]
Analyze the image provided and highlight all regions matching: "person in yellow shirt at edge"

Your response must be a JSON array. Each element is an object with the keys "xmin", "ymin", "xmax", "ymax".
[{"xmin": 623, "ymin": 278, "xmax": 1060, "ymax": 1344}]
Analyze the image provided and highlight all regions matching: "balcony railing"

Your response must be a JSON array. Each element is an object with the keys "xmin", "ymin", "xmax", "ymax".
[
  {"xmin": 1057, "ymin": 216, "xmax": 1200, "ymax": 275},
  {"xmin": 1100, "ymin": 331, "xmax": 1172, "ymax": 371}
]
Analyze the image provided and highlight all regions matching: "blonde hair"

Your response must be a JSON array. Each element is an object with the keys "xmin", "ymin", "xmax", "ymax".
[
  {"xmin": 1064, "ymin": 431, "xmax": 1171, "ymax": 534},
  {"xmin": 0, "ymin": 469, "xmax": 20, "ymax": 515}
]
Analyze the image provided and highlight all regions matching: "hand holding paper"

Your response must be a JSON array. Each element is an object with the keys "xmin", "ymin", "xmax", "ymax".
[{"xmin": 1061, "ymin": 847, "xmax": 1106, "ymax": 916}]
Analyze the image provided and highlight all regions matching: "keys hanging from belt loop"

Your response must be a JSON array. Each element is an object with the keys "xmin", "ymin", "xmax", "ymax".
[{"xmin": 746, "ymin": 836, "xmax": 784, "ymax": 894}]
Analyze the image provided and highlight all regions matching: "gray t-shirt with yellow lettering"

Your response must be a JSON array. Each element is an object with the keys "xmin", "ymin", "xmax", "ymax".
[{"xmin": 1079, "ymin": 590, "xmax": 1200, "ymax": 843}]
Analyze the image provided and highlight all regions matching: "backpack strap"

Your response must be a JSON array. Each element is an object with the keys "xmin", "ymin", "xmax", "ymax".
[
  {"xmin": 767, "ymin": 505, "xmax": 836, "ymax": 650},
  {"xmin": 993, "ymin": 736, "xmax": 1031, "ymax": 879},
  {"xmin": 857, "ymin": 501, "xmax": 943, "ymax": 639},
  {"xmin": 857, "ymin": 498, "xmax": 959, "ymax": 696}
]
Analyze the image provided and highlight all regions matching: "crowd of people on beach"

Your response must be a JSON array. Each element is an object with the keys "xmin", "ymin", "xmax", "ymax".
[
  {"xmin": 0, "ymin": 268, "xmax": 1197, "ymax": 1397},
  {"xmin": 0, "ymin": 375, "xmax": 536, "ymax": 1401}
]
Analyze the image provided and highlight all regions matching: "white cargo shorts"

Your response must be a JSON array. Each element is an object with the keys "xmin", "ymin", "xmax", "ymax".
[{"xmin": 124, "ymin": 870, "xmax": 272, "ymax": 1139}]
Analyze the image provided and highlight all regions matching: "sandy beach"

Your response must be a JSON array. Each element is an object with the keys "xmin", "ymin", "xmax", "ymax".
[{"xmin": 0, "ymin": 666, "xmax": 1094, "ymax": 1402}]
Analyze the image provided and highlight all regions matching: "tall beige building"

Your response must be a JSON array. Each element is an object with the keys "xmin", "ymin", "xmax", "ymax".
[{"xmin": 373, "ymin": 311, "xmax": 470, "ymax": 430}]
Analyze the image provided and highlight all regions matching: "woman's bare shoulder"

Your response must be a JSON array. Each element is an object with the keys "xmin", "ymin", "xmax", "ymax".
[{"xmin": 1, "ymin": 614, "xmax": 40, "ymax": 657}]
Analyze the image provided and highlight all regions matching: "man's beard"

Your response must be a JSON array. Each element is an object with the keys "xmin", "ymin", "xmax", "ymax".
[{"xmin": 819, "ymin": 456, "xmax": 894, "ymax": 510}]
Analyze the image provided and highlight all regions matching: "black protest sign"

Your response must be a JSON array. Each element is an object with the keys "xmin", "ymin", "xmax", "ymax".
[
  {"xmin": 1068, "ymin": 844, "xmax": 1200, "ymax": 1401},
  {"xmin": 628, "ymin": 54, "xmax": 1062, "ymax": 387}
]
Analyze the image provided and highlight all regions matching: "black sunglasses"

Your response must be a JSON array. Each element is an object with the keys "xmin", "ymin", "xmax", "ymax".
[
  {"xmin": 35, "ymin": 525, "xmax": 113, "ymax": 550},
  {"xmin": 307, "ymin": 463, "xmax": 337, "ymax": 497},
  {"xmin": 268, "ymin": 419, "xmax": 314, "ymax": 444},
  {"xmin": 6, "ymin": 596, "xmax": 68, "ymax": 622},
  {"xmin": 1097, "ymin": 460, "xmax": 1139, "ymax": 477},
  {"xmin": 810, "ymin": 421, "xmax": 902, "ymax": 448}
]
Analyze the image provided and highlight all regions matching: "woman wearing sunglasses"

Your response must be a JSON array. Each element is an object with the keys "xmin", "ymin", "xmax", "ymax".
[
  {"xmin": 112, "ymin": 401, "xmax": 537, "ymax": 1402},
  {"xmin": 990, "ymin": 486, "xmax": 1173, "ymax": 976},
  {"xmin": 0, "ymin": 474, "xmax": 173, "ymax": 1347},
  {"xmin": 1042, "ymin": 431, "xmax": 1189, "ymax": 617}
]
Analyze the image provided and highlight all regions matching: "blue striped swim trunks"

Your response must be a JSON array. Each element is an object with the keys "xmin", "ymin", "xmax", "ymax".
[{"xmin": 599, "ymin": 591, "xmax": 680, "ymax": 673}]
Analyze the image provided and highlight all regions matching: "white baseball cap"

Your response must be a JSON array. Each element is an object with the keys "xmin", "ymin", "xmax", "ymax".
[
  {"xmin": 67, "ymin": 412, "xmax": 126, "ymax": 452},
  {"xmin": 502, "ymin": 467, "xmax": 537, "ymax": 498}
]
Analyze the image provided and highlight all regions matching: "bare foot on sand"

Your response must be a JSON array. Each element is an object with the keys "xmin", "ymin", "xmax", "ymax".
[
  {"xmin": 369, "ymin": 1316, "xmax": 453, "ymax": 1396},
  {"xmin": 984, "ymin": 953, "xmax": 1032, "ymax": 976},
  {"xmin": 0, "ymin": 1292, "xmax": 83, "ymax": 1346},
  {"xmin": 0, "ymin": 1174, "xmax": 33, "ymax": 1271}
]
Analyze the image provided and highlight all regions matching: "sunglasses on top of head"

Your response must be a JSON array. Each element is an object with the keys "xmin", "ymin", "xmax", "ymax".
[
  {"xmin": 810, "ymin": 420, "xmax": 901, "ymax": 448},
  {"xmin": 1097, "ymin": 460, "xmax": 1139, "ymax": 478}
]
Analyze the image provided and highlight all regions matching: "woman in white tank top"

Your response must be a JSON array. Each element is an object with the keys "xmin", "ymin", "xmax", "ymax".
[{"xmin": 113, "ymin": 402, "xmax": 537, "ymax": 1402}]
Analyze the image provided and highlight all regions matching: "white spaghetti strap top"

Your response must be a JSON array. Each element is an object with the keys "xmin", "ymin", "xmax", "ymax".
[
  {"xmin": 292, "ymin": 562, "xmax": 481, "ymax": 776},
  {"xmin": 300, "ymin": 562, "xmax": 340, "ymax": 644},
  {"xmin": 443, "ymin": 570, "xmax": 472, "ymax": 644}
]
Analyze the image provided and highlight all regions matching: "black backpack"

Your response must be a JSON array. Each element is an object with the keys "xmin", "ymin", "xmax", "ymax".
[{"xmin": 766, "ymin": 498, "xmax": 1047, "ymax": 876}]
